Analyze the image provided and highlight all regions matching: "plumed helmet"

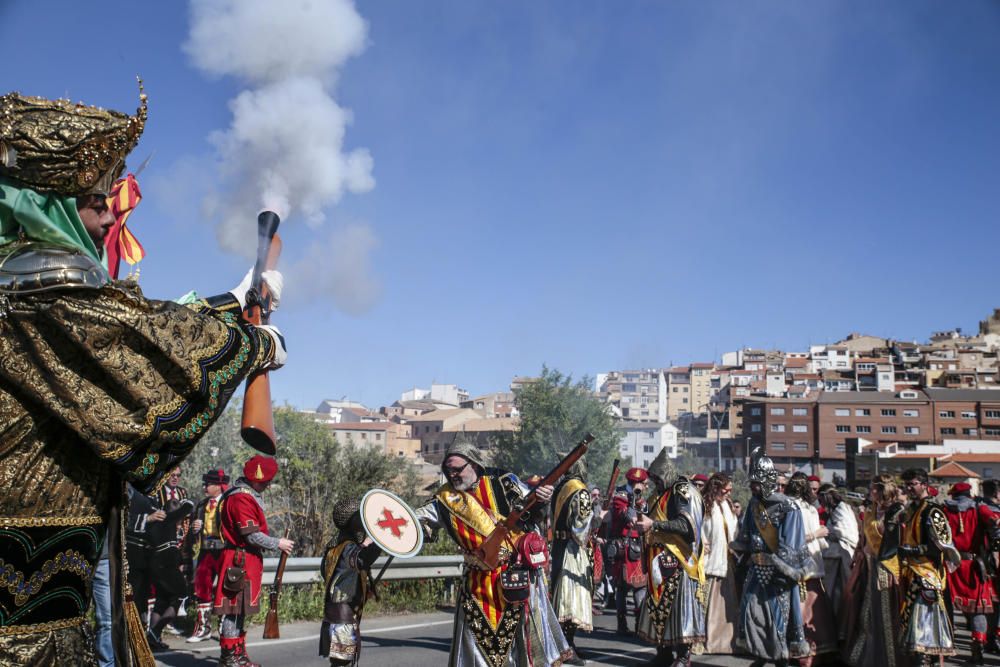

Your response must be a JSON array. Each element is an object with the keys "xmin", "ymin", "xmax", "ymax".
[
  {"xmin": 647, "ymin": 448, "xmax": 671, "ymax": 486},
  {"xmin": 442, "ymin": 431, "xmax": 486, "ymax": 471},
  {"xmin": 748, "ymin": 446, "xmax": 778, "ymax": 498},
  {"xmin": 332, "ymin": 497, "xmax": 365, "ymax": 543}
]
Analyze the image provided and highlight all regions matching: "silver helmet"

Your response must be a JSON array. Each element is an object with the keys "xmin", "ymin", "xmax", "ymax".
[{"xmin": 748, "ymin": 446, "xmax": 779, "ymax": 498}]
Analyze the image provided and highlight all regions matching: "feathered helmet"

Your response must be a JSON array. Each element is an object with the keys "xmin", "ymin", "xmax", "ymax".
[
  {"xmin": 748, "ymin": 446, "xmax": 778, "ymax": 498},
  {"xmin": 332, "ymin": 497, "xmax": 366, "ymax": 543}
]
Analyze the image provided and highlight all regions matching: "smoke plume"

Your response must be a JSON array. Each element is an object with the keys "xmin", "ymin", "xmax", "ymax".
[{"xmin": 185, "ymin": 0, "xmax": 378, "ymax": 312}]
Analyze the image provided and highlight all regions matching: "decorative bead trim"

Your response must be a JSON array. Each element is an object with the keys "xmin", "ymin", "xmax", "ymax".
[
  {"xmin": 0, "ymin": 550, "xmax": 93, "ymax": 606},
  {"xmin": 0, "ymin": 516, "xmax": 103, "ymax": 528},
  {"xmin": 0, "ymin": 615, "xmax": 85, "ymax": 636}
]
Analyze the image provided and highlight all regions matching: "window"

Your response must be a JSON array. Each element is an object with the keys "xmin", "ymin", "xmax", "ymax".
[
  {"xmin": 836, "ymin": 425, "xmax": 851, "ymax": 433},
  {"xmin": 856, "ymin": 408, "xmax": 871, "ymax": 416},
  {"xmin": 881, "ymin": 409, "xmax": 896, "ymax": 417},
  {"xmin": 835, "ymin": 443, "xmax": 846, "ymax": 452},
  {"xmin": 682, "ymin": 398, "xmax": 688, "ymax": 404},
  {"xmin": 941, "ymin": 427, "xmax": 956, "ymax": 435},
  {"xmin": 751, "ymin": 424, "xmax": 761, "ymax": 432},
  {"xmin": 771, "ymin": 407, "xmax": 786, "ymax": 416},
  {"xmin": 939, "ymin": 410, "xmax": 955, "ymax": 418},
  {"xmin": 903, "ymin": 409, "xmax": 919, "ymax": 418},
  {"xmin": 904, "ymin": 426, "xmax": 920, "ymax": 435},
  {"xmin": 793, "ymin": 408, "xmax": 808, "ymax": 416},
  {"xmin": 963, "ymin": 428, "xmax": 978, "ymax": 436},
  {"xmin": 672, "ymin": 387, "xmax": 678, "ymax": 393},
  {"xmin": 834, "ymin": 409, "xmax": 850, "ymax": 417},
  {"xmin": 643, "ymin": 445, "xmax": 655, "ymax": 453},
  {"xmin": 985, "ymin": 410, "xmax": 1000, "ymax": 419},
  {"xmin": 985, "ymin": 468, "xmax": 994, "ymax": 477},
  {"xmin": 856, "ymin": 425, "xmax": 872, "ymax": 433},
  {"xmin": 985, "ymin": 428, "xmax": 1000, "ymax": 437},
  {"xmin": 961, "ymin": 411, "xmax": 976, "ymax": 419},
  {"xmin": 793, "ymin": 442, "xmax": 808, "ymax": 451},
  {"xmin": 751, "ymin": 407, "xmax": 762, "ymax": 416},
  {"xmin": 793, "ymin": 424, "xmax": 808, "ymax": 433},
  {"xmin": 771, "ymin": 424, "xmax": 786, "ymax": 432},
  {"xmin": 882, "ymin": 426, "xmax": 897, "ymax": 434},
  {"xmin": 772, "ymin": 442, "xmax": 786, "ymax": 450}
]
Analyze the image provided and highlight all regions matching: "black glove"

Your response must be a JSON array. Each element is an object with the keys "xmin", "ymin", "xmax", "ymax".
[
  {"xmin": 652, "ymin": 518, "xmax": 694, "ymax": 541},
  {"xmin": 897, "ymin": 544, "xmax": 925, "ymax": 557}
]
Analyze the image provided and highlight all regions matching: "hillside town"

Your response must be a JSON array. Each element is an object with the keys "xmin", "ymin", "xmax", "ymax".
[{"xmin": 305, "ymin": 307, "xmax": 1000, "ymax": 494}]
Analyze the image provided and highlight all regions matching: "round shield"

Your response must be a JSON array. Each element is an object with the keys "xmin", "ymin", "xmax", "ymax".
[{"xmin": 360, "ymin": 488, "xmax": 424, "ymax": 559}]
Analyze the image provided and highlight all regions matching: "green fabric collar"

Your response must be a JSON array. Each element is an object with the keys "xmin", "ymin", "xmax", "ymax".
[{"xmin": 0, "ymin": 176, "xmax": 106, "ymax": 267}]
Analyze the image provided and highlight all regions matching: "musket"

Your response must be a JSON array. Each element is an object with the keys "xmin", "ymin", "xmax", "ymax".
[
  {"xmin": 262, "ymin": 526, "xmax": 292, "ymax": 639},
  {"xmin": 473, "ymin": 433, "xmax": 594, "ymax": 570},
  {"xmin": 599, "ymin": 458, "xmax": 620, "ymax": 540},
  {"xmin": 241, "ymin": 211, "xmax": 282, "ymax": 455}
]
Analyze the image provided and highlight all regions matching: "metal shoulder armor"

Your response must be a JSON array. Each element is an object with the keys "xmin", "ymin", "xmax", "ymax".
[{"xmin": 0, "ymin": 243, "xmax": 108, "ymax": 295}]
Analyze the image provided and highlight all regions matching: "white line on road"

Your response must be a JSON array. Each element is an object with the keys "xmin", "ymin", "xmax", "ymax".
[{"xmin": 163, "ymin": 619, "xmax": 454, "ymax": 655}]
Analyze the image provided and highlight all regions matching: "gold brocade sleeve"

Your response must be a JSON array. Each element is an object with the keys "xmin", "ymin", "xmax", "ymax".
[{"xmin": 0, "ymin": 281, "xmax": 275, "ymax": 514}]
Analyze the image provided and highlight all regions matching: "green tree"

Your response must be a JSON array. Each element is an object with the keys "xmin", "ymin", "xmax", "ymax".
[{"xmin": 493, "ymin": 366, "xmax": 619, "ymax": 491}]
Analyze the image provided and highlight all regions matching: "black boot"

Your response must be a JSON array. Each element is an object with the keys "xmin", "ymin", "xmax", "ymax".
[
  {"xmin": 616, "ymin": 615, "xmax": 632, "ymax": 636},
  {"xmin": 968, "ymin": 641, "xmax": 985, "ymax": 665}
]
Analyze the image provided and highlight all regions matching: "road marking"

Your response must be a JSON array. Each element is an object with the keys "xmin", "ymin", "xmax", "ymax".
[{"xmin": 161, "ymin": 619, "xmax": 454, "ymax": 655}]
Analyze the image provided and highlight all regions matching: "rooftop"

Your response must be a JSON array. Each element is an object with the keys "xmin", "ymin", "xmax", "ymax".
[
  {"xmin": 923, "ymin": 388, "xmax": 1000, "ymax": 403},
  {"xmin": 929, "ymin": 461, "xmax": 980, "ymax": 479},
  {"xmin": 817, "ymin": 391, "xmax": 930, "ymax": 405}
]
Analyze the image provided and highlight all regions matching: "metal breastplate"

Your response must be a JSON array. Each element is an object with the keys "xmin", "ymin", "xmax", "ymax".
[{"xmin": 0, "ymin": 244, "xmax": 108, "ymax": 295}]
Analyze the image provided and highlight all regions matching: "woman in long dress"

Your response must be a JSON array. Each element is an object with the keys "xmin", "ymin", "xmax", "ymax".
[
  {"xmin": 842, "ymin": 474, "xmax": 906, "ymax": 667},
  {"xmin": 701, "ymin": 472, "xmax": 740, "ymax": 654}
]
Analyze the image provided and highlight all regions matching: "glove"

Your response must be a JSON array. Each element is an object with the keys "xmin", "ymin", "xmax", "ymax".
[
  {"xmin": 897, "ymin": 544, "xmax": 925, "ymax": 557},
  {"xmin": 257, "ymin": 324, "xmax": 287, "ymax": 370},
  {"xmin": 229, "ymin": 268, "xmax": 284, "ymax": 311}
]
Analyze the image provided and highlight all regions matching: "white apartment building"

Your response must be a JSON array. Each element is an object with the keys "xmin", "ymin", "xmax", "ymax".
[{"xmin": 617, "ymin": 421, "xmax": 680, "ymax": 468}]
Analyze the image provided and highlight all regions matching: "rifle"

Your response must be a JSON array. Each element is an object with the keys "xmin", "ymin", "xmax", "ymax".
[
  {"xmin": 599, "ymin": 458, "xmax": 620, "ymax": 540},
  {"xmin": 473, "ymin": 433, "xmax": 594, "ymax": 570},
  {"xmin": 262, "ymin": 526, "xmax": 291, "ymax": 639},
  {"xmin": 604, "ymin": 458, "xmax": 621, "ymax": 509},
  {"xmin": 241, "ymin": 211, "xmax": 282, "ymax": 455}
]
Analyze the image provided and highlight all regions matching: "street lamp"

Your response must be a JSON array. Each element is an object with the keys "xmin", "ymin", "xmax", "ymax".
[{"xmin": 700, "ymin": 401, "xmax": 728, "ymax": 473}]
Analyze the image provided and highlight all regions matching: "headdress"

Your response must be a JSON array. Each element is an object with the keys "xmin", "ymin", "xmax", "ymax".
[
  {"xmin": 948, "ymin": 483, "xmax": 971, "ymax": 496},
  {"xmin": 0, "ymin": 82, "xmax": 147, "ymax": 196},
  {"xmin": 625, "ymin": 467, "xmax": 648, "ymax": 484},
  {"xmin": 202, "ymin": 468, "xmax": 230, "ymax": 485},
  {"xmin": 442, "ymin": 431, "xmax": 486, "ymax": 471},
  {"xmin": 562, "ymin": 452, "xmax": 587, "ymax": 482},
  {"xmin": 692, "ymin": 473, "xmax": 709, "ymax": 483},
  {"xmin": 748, "ymin": 446, "xmax": 778, "ymax": 498},
  {"xmin": 647, "ymin": 448, "xmax": 671, "ymax": 485},
  {"xmin": 243, "ymin": 455, "xmax": 278, "ymax": 484}
]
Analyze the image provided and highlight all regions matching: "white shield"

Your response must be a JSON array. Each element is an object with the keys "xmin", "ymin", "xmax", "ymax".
[{"xmin": 360, "ymin": 488, "xmax": 424, "ymax": 558}]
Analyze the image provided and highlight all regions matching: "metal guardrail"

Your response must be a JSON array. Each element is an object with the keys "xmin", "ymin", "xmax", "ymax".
[{"xmin": 261, "ymin": 555, "xmax": 464, "ymax": 585}]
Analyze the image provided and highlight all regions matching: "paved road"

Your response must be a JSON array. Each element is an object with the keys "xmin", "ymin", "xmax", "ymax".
[{"xmin": 154, "ymin": 607, "xmax": 1000, "ymax": 666}]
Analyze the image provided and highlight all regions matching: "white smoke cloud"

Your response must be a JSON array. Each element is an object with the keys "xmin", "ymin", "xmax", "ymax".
[
  {"xmin": 184, "ymin": 0, "xmax": 378, "ymax": 311},
  {"xmin": 284, "ymin": 223, "xmax": 381, "ymax": 316}
]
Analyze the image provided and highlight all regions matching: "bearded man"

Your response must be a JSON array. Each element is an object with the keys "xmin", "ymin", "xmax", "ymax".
[
  {"xmin": 416, "ymin": 436, "xmax": 572, "ymax": 667},
  {"xmin": 634, "ymin": 449, "xmax": 706, "ymax": 667},
  {"xmin": 0, "ymin": 87, "xmax": 287, "ymax": 665}
]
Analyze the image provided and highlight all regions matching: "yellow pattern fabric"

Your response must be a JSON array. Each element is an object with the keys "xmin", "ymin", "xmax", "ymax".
[
  {"xmin": 646, "ymin": 491, "xmax": 705, "ymax": 585},
  {"xmin": 901, "ymin": 500, "xmax": 945, "ymax": 590},
  {"xmin": 553, "ymin": 478, "xmax": 587, "ymax": 525}
]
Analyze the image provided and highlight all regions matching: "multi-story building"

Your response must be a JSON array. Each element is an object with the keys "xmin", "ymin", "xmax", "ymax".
[
  {"xmin": 742, "ymin": 388, "xmax": 1000, "ymax": 481},
  {"xmin": 461, "ymin": 392, "xmax": 517, "ymax": 418},
  {"xmin": 326, "ymin": 421, "xmax": 422, "ymax": 459},
  {"xmin": 617, "ymin": 421, "xmax": 679, "ymax": 468},
  {"xmin": 312, "ymin": 399, "xmax": 375, "ymax": 423},
  {"xmin": 666, "ymin": 366, "xmax": 691, "ymax": 419},
  {"xmin": 599, "ymin": 369, "xmax": 666, "ymax": 422},
  {"xmin": 689, "ymin": 363, "xmax": 715, "ymax": 414}
]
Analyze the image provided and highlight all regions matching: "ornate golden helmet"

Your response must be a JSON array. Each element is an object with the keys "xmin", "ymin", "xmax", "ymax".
[{"xmin": 0, "ymin": 81, "xmax": 147, "ymax": 197}]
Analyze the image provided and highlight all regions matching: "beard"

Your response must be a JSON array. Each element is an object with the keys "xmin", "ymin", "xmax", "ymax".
[{"xmin": 452, "ymin": 476, "xmax": 477, "ymax": 492}]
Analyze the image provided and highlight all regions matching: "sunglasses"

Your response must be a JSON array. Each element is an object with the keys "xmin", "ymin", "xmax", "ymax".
[{"xmin": 443, "ymin": 461, "xmax": 471, "ymax": 477}]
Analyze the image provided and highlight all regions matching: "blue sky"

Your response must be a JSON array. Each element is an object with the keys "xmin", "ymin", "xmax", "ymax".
[{"xmin": 3, "ymin": 1, "xmax": 999, "ymax": 410}]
